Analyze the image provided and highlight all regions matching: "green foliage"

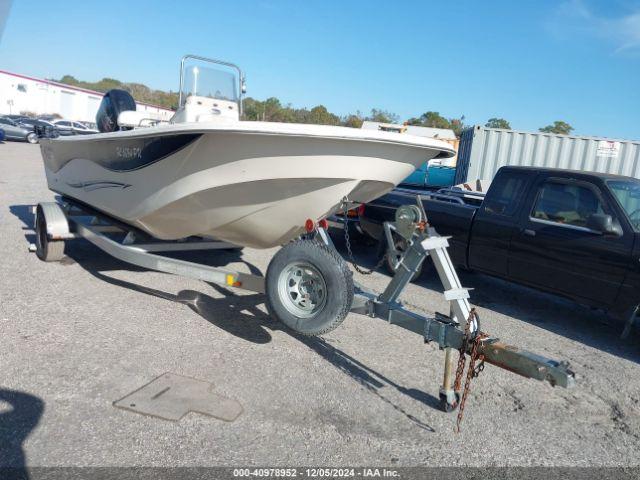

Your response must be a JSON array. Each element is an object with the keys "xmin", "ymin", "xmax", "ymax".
[
  {"xmin": 343, "ymin": 114, "xmax": 364, "ymax": 129},
  {"xmin": 422, "ymin": 111, "xmax": 452, "ymax": 129},
  {"xmin": 58, "ymin": 75, "xmax": 79, "ymax": 85},
  {"xmin": 539, "ymin": 121, "xmax": 573, "ymax": 135},
  {"xmin": 485, "ymin": 117, "xmax": 511, "ymax": 129},
  {"xmin": 367, "ymin": 109, "xmax": 399, "ymax": 124},
  {"xmin": 242, "ymin": 98, "xmax": 391, "ymax": 128},
  {"xmin": 407, "ymin": 111, "xmax": 467, "ymax": 136},
  {"xmin": 309, "ymin": 105, "xmax": 341, "ymax": 125},
  {"xmin": 54, "ymin": 75, "xmax": 179, "ymax": 109},
  {"xmin": 54, "ymin": 74, "xmax": 478, "ymax": 136},
  {"xmin": 449, "ymin": 117, "xmax": 466, "ymax": 137},
  {"xmin": 243, "ymin": 97, "xmax": 337, "ymax": 123}
]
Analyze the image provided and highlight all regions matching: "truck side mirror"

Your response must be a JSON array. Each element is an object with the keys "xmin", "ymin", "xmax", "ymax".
[{"xmin": 587, "ymin": 213, "xmax": 621, "ymax": 236}]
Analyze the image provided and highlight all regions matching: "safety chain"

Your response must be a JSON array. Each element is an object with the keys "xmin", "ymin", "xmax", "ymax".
[
  {"xmin": 453, "ymin": 308, "xmax": 487, "ymax": 433},
  {"xmin": 341, "ymin": 197, "xmax": 387, "ymax": 275}
]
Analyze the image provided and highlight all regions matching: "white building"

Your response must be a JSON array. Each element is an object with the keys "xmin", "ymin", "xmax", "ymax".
[{"xmin": 0, "ymin": 70, "xmax": 174, "ymax": 124}]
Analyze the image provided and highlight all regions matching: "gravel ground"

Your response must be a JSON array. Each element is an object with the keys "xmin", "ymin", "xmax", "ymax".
[{"xmin": 0, "ymin": 141, "xmax": 639, "ymax": 468}]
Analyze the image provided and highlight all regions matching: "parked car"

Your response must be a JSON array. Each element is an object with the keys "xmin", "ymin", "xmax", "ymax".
[
  {"xmin": 4, "ymin": 114, "xmax": 30, "ymax": 123},
  {"xmin": 52, "ymin": 119, "xmax": 99, "ymax": 136},
  {"xmin": 37, "ymin": 115, "xmax": 60, "ymax": 122},
  {"xmin": 0, "ymin": 116, "xmax": 39, "ymax": 143},
  {"xmin": 78, "ymin": 121, "xmax": 97, "ymax": 130},
  {"xmin": 360, "ymin": 166, "xmax": 640, "ymax": 330},
  {"xmin": 17, "ymin": 118, "xmax": 60, "ymax": 138}
]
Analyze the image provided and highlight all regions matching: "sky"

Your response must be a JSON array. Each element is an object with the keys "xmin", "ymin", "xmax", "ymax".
[{"xmin": 0, "ymin": 0, "xmax": 638, "ymax": 140}]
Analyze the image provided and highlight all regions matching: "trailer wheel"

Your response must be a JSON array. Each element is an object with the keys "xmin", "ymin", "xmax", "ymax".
[
  {"xmin": 35, "ymin": 205, "xmax": 65, "ymax": 262},
  {"xmin": 266, "ymin": 240, "xmax": 354, "ymax": 336},
  {"xmin": 439, "ymin": 391, "xmax": 460, "ymax": 412}
]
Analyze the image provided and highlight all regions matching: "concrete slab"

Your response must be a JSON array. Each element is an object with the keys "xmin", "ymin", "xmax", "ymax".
[{"xmin": 113, "ymin": 373, "xmax": 242, "ymax": 422}]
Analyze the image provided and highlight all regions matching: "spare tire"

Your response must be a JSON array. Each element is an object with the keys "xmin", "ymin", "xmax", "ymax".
[{"xmin": 96, "ymin": 89, "xmax": 136, "ymax": 132}]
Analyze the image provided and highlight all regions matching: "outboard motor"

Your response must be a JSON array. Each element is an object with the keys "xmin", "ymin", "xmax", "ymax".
[{"xmin": 96, "ymin": 89, "xmax": 136, "ymax": 132}]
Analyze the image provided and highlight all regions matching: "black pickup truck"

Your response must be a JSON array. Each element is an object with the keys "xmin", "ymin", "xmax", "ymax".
[{"xmin": 359, "ymin": 166, "xmax": 640, "ymax": 327}]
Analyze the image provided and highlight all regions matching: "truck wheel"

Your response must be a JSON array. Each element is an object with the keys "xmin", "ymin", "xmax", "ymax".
[
  {"xmin": 35, "ymin": 205, "xmax": 65, "ymax": 262},
  {"xmin": 266, "ymin": 240, "xmax": 354, "ymax": 336},
  {"xmin": 383, "ymin": 235, "xmax": 423, "ymax": 281}
]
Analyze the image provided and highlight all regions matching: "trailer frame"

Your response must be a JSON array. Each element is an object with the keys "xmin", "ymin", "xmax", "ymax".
[{"xmin": 33, "ymin": 196, "xmax": 575, "ymax": 414}]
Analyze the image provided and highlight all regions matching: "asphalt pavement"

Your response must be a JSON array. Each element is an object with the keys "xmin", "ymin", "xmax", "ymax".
[{"xmin": 1, "ymin": 141, "xmax": 639, "ymax": 468}]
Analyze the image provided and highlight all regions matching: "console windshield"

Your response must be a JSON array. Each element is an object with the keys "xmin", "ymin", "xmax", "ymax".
[{"xmin": 182, "ymin": 64, "xmax": 238, "ymax": 103}]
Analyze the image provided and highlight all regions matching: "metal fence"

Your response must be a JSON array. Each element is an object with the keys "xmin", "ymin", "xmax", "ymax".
[{"xmin": 455, "ymin": 126, "xmax": 640, "ymax": 184}]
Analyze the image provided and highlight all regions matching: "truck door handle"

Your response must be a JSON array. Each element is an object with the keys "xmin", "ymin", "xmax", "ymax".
[{"xmin": 523, "ymin": 229, "xmax": 536, "ymax": 237}]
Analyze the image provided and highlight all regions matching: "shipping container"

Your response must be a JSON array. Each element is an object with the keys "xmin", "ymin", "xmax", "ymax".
[{"xmin": 454, "ymin": 126, "xmax": 640, "ymax": 185}]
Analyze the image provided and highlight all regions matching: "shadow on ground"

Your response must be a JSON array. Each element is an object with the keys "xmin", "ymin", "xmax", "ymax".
[
  {"xmin": 329, "ymin": 229, "xmax": 640, "ymax": 365},
  {"xmin": 0, "ymin": 389, "xmax": 44, "ymax": 479},
  {"xmin": 83, "ymin": 266, "xmax": 438, "ymax": 432},
  {"xmin": 10, "ymin": 205, "xmax": 37, "ymax": 245},
  {"xmin": 9, "ymin": 205, "xmax": 438, "ymax": 430}
]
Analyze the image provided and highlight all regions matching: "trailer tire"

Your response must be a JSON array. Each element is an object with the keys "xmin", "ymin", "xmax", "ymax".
[
  {"xmin": 266, "ymin": 240, "xmax": 353, "ymax": 336},
  {"xmin": 35, "ymin": 205, "xmax": 65, "ymax": 262}
]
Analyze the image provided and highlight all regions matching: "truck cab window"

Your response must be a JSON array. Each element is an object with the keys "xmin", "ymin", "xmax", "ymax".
[
  {"xmin": 532, "ymin": 181, "xmax": 604, "ymax": 228},
  {"xmin": 607, "ymin": 179, "xmax": 640, "ymax": 232},
  {"xmin": 483, "ymin": 172, "xmax": 527, "ymax": 216}
]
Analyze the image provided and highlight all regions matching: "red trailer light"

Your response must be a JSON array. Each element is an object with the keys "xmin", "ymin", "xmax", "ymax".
[
  {"xmin": 304, "ymin": 218, "xmax": 315, "ymax": 232},
  {"xmin": 318, "ymin": 219, "xmax": 328, "ymax": 230}
]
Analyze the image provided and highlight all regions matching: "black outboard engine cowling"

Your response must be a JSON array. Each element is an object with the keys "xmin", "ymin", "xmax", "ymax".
[{"xmin": 96, "ymin": 89, "xmax": 136, "ymax": 132}]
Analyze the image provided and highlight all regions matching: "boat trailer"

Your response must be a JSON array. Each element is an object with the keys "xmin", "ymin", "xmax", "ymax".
[{"xmin": 32, "ymin": 197, "xmax": 575, "ymax": 427}]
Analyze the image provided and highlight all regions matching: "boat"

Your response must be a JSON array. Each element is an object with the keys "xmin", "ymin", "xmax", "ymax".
[{"xmin": 39, "ymin": 55, "xmax": 455, "ymax": 249}]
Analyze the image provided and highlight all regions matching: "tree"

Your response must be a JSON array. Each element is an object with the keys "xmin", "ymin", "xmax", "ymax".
[
  {"xmin": 539, "ymin": 121, "xmax": 573, "ymax": 135},
  {"xmin": 449, "ymin": 116, "xmax": 466, "ymax": 138},
  {"xmin": 55, "ymin": 74, "xmax": 178, "ymax": 109},
  {"xmin": 406, "ymin": 111, "xmax": 467, "ymax": 137},
  {"xmin": 366, "ymin": 109, "xmax": 399, "ymax": 124},
  {"xmin": 485, "ymin": 117, "xmax": 511, "ymax": 129},
  {"xmin": 343, "ymin": 113, "xmax": 364, "ymax": 129},
  {"xmin": 418, "ymin": 111, "xmax": 451, "ymax": 129},
  {"xmin": 407, "ymin": 111, "xmax": 457, "ymax": 130},
  {"xmin": 58, "ymin": 75, "xmax": 79, "ymax": 85},
  {"xmin": 308, "ymin": 105, "xmax": 341, "ymax": 125}
]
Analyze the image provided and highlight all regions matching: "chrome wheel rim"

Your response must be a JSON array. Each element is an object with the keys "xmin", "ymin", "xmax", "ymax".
[{"xmin": 277, "ymin": 261, "xmax": 327, "ymax": 318}]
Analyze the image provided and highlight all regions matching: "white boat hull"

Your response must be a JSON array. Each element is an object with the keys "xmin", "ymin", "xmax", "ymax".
[{"xmin": 41, "ymin": 122, "xmax": 453, "ymax": 248}]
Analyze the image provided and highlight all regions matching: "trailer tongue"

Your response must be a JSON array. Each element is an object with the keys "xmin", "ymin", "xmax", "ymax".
[
  {"xmin": 345, "ymin": 200, "xmax": 574, "ymax": 427},
  {"xmin": 34, "ymin": 196, "xmax": 574, "ymax": 429}
]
